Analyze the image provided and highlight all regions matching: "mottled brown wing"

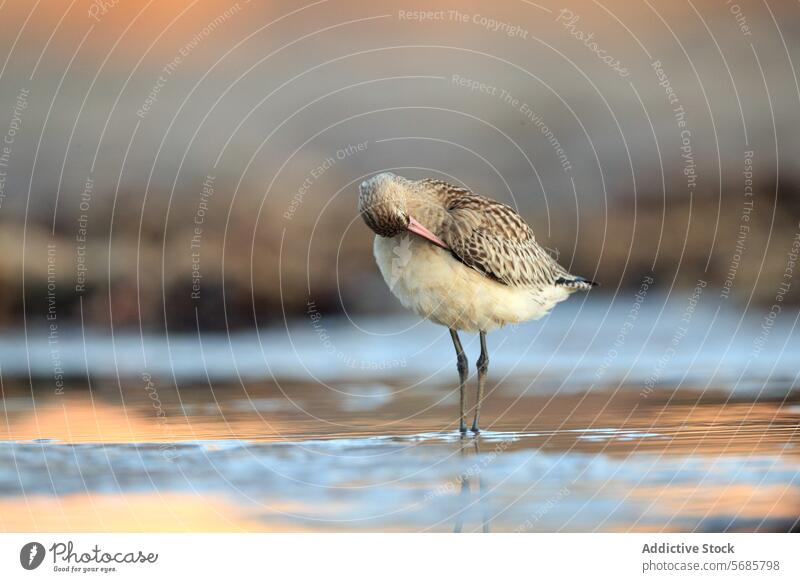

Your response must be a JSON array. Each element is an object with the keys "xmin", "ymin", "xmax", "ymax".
[{"xmin": 441, "ymin": 193, "xmax": 569, "ymax": 288}]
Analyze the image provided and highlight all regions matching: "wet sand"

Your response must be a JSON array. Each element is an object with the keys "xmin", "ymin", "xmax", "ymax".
[
  {"xmin": 1, "ymin": 377, "xmax": 798, "ymax": 532},
  {"xmin": 2, "ymin": 298, "xmax": 799, "ymax": 531}
]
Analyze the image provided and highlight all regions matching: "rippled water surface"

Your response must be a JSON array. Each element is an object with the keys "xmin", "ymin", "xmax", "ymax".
[{"xmin": 1, "ymin": 298, "xmax": 799, "ymax": 532}]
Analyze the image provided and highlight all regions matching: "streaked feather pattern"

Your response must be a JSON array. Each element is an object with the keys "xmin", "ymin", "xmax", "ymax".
[{"xmin": 417, "ymin": 179, "xmax": 593, "ymax": 290}]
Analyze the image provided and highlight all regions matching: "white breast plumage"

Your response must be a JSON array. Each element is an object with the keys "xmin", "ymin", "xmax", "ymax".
[{"xmin": 373, "ymin": 235, "xmax": 569, "ymax": 332}]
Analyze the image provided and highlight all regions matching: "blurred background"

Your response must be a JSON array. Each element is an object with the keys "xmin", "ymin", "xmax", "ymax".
[
  {"xmin": 0, "ymin": 0, "xmax": 799, "ymax": 332},
  {"xmin": 1, "ymin": 0, "xmax": 799, "ymax": 532}
]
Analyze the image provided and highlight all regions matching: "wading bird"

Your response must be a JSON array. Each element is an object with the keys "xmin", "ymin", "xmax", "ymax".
[{"xmin": 358, "ymin": 172, "xmax": 596, "ymax": 434}]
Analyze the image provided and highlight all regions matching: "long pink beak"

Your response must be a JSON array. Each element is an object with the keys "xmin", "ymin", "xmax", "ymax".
[{"xmin": 407, "ymin": 216, "xmax": 449, "ymax": 250}]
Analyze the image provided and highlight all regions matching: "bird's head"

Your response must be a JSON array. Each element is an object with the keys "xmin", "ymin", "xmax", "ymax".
[
  {"xmin": 358, "ymin": 172, "xmax": 410, "ymax": 238},
  {"xmin": 358, "ymin": 172, "xmax": 450, "ymax": 249}
]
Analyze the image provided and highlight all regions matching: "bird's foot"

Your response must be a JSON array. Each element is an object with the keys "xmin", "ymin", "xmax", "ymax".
[
  {"xmin": 470, "ymin": 424, "xmax": 481, "ymax": 435},
  {"xmin": 459, "ymin": 421, "xmax": 467, "ymax": 435}
]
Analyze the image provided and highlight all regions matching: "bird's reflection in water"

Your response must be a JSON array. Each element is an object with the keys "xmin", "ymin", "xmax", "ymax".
[{"xmin": 453, "ymin": 436, "xmax": 490, "ymax": 533}]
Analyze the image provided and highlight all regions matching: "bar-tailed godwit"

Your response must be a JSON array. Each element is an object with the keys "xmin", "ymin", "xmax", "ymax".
[{"xmin": 358, "ymin": 172, "xmax": 596, "ymax": 434}]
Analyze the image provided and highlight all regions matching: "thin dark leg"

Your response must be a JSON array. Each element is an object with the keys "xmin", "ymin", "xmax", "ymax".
[
  {"xmin": 449, "ymin": 329, "xmax": 468, "ymax": 434},
  {"xmin": 472, "ymin": 331, "xmax": 489, "ymax": 433}
]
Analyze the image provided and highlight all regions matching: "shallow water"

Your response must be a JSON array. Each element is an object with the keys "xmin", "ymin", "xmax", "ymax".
[
  {"xmin": 1, "ymin": 381, "xmax": 798, "ymax": 532},
  {"xmin": 1, "ymin": 297, "xmax": 799, "ymax": 532}
]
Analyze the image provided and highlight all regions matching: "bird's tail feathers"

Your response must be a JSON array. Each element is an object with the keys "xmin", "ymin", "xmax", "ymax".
[{"xmin": 555, "ymin": 276, "xmax": 598, "ymax": 291}]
